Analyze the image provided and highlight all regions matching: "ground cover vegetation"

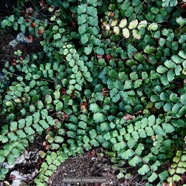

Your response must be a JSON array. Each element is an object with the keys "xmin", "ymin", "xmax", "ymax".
[{"xmin": 0, "ymin": 0, "xmax": 186, "ymax": 185}]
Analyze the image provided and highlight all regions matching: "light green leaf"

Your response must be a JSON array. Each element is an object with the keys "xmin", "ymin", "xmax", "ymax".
[
  {"xmin": 125, "ymin": 6, "xmax": 133, "ymax": 17},
  {"xmin": 144, "ymin": 46, "xmax": 155, "ymax": 54},
  {"xmin": 135, "ymin": 143, "xmax": 144, "ymax": 155},
  {"xmin": 169, "ymin": 93, "xmax": 179, "ymax": 103},
  {"xmin": 87, "ymin": 6, "xmax": 97, "ymax": 17},
  {"xmin": 138, "ymin": 20, "xmax": 147, "ymax": 29},
  {"xmin": 122, "ymin": 28, "xmax": 130, "ymax": 38},
  {"xmin": 39, "ymin": 120, "xmax": 49, "ymax": 129},
  {"xmin": 87, "ymin": 17, "xmax": 98, "ymax": 26},
  {"xmin": 129, "ymin": 19, "xmax": 138, "ymax": 29},
  {"xmin": 113, "ymin": 141, "xmax": 125, "ymax": 151},
  {"xmin": 78, "ymin": 121, "xmax": 87, "ymax": 129},
  {"xmin": 159, "ymin": 171, "xmax": 169, "ymax": 181},
  {"xmin": 78, "ymin": 14, "xmax": 87, "ymax": 25},
  {"xmin": 172, "ymin": 103, "xmax": 182, "ymax": 113},
  {"xmin": 162, "ymin": 0, "xmax": 178, "ymax": 7},
  {"xmin": 87, "ymin": 0, "xmax": 98, "ymax": 6},
  {"xmin": 45, "ymin": 95, "xmax": 52, "ymax": 104},
  {"xmin": 164, "ymin": 60, "xmax": 176, "ymax": 69},
  {"xmin": 55, "ymin": 101, "xmax": 63, "ymax": 111},
  {"xmin": 132, "ymin": 30, "xmax": 141, "ymax": 40},
  {"xmin": 37, "ymin": 100, "xmax": 44, "ymax": 109},
  {"xmin": 162, "ymin": 123, "xmax": 175, "ymax": 133},
  {"xmin": 25, "ymin": 126, "xmax": 35, "ymax": 135},
  {"xmin": 148, "ymin": 115, "xmax": 156, "ymax": 125},
  {"xmin": 10, "ymin": 122, "xmax": 17, "ymax": 131},
  {"xmin": 18, "ymin": 119, "xmax": 25, "ymax": 128},
  {"xmin": 94, "ymin": 47, "xmax": 104, "ymax": 55},
  {"xmin": 41, "ymin": 109, "xmax": 48, "ymax": 119},
  {"xmin": 171, "ymin": 55, "xmax": 183, "ymax": 64},
  {"xmin": 160, "ymin": 74, "xmax": 169, "ymax": 86},
  {"xmin": 171, "ymin": 119, "xmax": 185, "ymax": 128},
  {"xmin": 93, "ymin": 113, "xmax": 107, "ymax": 123},
  {"xmin": 176, "ymin": 167, "xmax": 185, "ymax": 174},
  {"xmin": 81, "ymin": 34, "xmax": 89, "ymax": 44},
  {"xmin": 77, "ymin": 4, "xmax": 87, "ymax": 14},
  {"xmin": 138, "ymin": 164, "xmax": 150, "ymax": 175},
  {"xmin": 181, "ymin": 94, "xmax": 186, "ymax": 105},
  {"xmin": 130, "ymin": 72, "xmax": 138, "ymax": 80},
  {"xmin": 124, "ymin": 80, "xmax": 132, "ymax": 89},
  {"xmin": 163, "ymin": 103, "xmax": 172, "ymax": 112},
  {"xmin": 120, "ymin": 149, "xmax": 134, "ymax": 159},
  {"xmin": 46, "ymin": 116, "xmax": 54, "ymax": 125},
  {"xmin": 113, "ymin": 26, "xmax": 120, "ymax": 35},
  {"xmin": 100, "ymin": 122, "xmax": 110, "ymax": 131},
  {"xmin": 84, "ymin": 45, "xmax": 93, "ymax": 55},
  {"xmin": 89, "ymin": 129, "xmax": 97, "ymax": 139},
  {"xmin": 176, "ymin": 17, "xmax": 186, "ymax": 26},
  {"xmin": 117, "ymin": 172, "xmax": 125, "ymax": 179},
  {"xmin": 119, "ymin": 19, "xmax": 127, "ymax": 28},
  {"xmin": 129, "ymin": 156, "xmax": 141, "ymax": 166},
  {"xmin": 148, "ymin": 173, "xmax": 158, "ymax": 182},
  {"xmin": 53, "ymin": 33, "xmax": 61, "ymax": 40},
  {"xmin": 127, "ymin": 139, "xmax": 137, "ymax": 148},
  {"xmin": 54, "ymin": 90, "xmax": 60, "ymax": 100},
  {"xmin": 173, "ymin": 174, "xmax": 181, "ymax": 182},
  {"xmin": 148, "ymin": 23, "xmax": 158, "ymax": 31},
  {"xmin": 145, "ymin": 127, "xmax": 154, "ymax": 136},
  {"xmin": 134, "ymin": 79, "xmax": 142, "ymax": 88},
  {"xmin": 89, "ymin": 103, "xmax": 101, "ymax": 113},
  {"xmin": 178, "ymin": 50, "xmax": 186, "ymax": 59},
  {"xmin": 26, "ymin": 116, "xmax": 33, "ymax": 126}
]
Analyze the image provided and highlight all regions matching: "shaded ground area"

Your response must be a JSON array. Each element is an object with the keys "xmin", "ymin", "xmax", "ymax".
[
  {"xmin": 49, "ymin": 148, "xmax": 146, "ymax": 186},
  {"xmin": 0, "ymin": 11, "xmax": 41, "ymax": 67},
  {"xmin": 0, "ymin": 135, "xmax": 44, "ymax": 186},
  {"xmin": 0, "ymin": 29, "xmax": 41, "ymax": 66}
]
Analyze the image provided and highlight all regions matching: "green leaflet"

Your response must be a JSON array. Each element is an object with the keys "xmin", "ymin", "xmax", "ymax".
[{"xmin": 93, "ymin": 113, "xmax": 107, "ymax": 123}]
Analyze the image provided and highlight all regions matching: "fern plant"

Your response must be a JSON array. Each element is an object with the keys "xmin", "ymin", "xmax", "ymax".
[
  {"xmin": 167, "ymin": 150, "xmax": 186, "ymax": 184},
  {"xmin": 0, "ymin": 0, "xmax": 186, "ymax": 185}
]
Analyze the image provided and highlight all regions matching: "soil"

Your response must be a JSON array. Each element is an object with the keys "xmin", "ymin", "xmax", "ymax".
[
  {"xmin": 0, "ymin": 11, "xmax": 41, "ymax": 67},
  {"xmin": 49, "ymin": 148, "xmax": 146, "ymax": 186},
  {"xmin": 0, "ymin": 30, "xmax": 41, "ymax": 66}
]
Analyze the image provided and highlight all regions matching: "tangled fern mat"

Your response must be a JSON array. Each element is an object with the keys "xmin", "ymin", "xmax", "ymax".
[{"xmin": 0, "ymin": 0, "xmax": 186, "ymax": 185}]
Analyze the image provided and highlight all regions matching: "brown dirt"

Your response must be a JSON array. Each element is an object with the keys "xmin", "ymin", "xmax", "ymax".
[
  {"xmin": 49, "ymin": 148, "xmax": 146, "ymax": 186},
  {"xmin": 0, "ymin": 29, "xmax": 41, "ymax": 66}
]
